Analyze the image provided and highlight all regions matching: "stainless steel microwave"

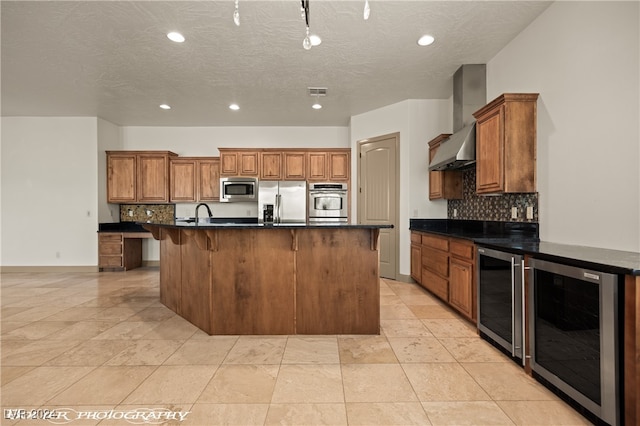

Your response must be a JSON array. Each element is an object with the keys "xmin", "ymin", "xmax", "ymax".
[{"xmin": 220, "ymin": 177, "xmax": 258, "ymax": 202}]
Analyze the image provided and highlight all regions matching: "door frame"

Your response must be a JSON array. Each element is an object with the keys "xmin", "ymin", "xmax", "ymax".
[{"xmin": 357, "ymin": 132, "xmax": 400, "ymax": 280}]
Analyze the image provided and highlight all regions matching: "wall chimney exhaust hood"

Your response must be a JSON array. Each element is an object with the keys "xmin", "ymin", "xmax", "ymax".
[
  {"xmin": 429, "ymin": 64, "xmax": 486, "ymax": 171},
  {"xmin": 428, "ymin": 122, "xmax": 476, "ymax": 171}
]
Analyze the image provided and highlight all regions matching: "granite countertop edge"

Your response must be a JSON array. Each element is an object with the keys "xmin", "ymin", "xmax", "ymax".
[{"xmin": 141, "ymin": 222, "xmax": 393, "ymax": 230}]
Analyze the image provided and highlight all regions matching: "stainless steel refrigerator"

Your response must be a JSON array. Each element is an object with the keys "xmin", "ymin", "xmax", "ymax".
[{"xmin": 258, "ymin": 181, "xmax": 307, "ymax": 223}]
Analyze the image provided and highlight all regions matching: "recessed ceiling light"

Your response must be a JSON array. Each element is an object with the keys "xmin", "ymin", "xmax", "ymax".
[
  {"xmin": 159, "ymin": 104, "xmax": 171, "ymax": 110},
  {"xmin": 312, "ymin": 102, "xmax": 322, "ymax": 110},
  {"xmin": 310, "ymin": 34, "xmax": 322, "ymax": 46},
  {"xmin": 167, "ymin": 32, "xmax": 185, "ymax": 43},
  {"xmin": 417, "ymin": 34, "xmax": 435, "ymax": 46},
  {"xmin": 229, "ymin": 104, "xmax": 240, "ymax": 111}
]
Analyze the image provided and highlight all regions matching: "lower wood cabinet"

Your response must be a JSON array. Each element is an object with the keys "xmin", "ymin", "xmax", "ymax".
[
  {"xmin": 98, "ymin": 232, "xmax": 152, "ymax": 271},
  {"xmin": 410, "ymin": 233, "xmax": 422, "ymax": 282},
  {"xmin": 411, "ymin": 231, "xmax": 476, "ymax": 322},
  {"xmin": 449, "ymin": 257, "xmax": 474, "ymax": 318}
]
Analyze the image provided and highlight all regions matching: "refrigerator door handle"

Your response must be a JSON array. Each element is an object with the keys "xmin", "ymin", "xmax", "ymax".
[{"xmin": 276, "ymin": 194, "xmax": 281, "ymax": 223}]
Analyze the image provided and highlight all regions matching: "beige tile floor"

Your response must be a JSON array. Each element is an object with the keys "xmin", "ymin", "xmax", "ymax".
[{"xmin": 0, "ymin": 268, "xmax": 592, "ymax": 425}]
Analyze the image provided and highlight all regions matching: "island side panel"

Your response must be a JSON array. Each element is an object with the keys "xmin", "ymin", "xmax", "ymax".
[
  {"xmin": 296, "ymin": 228, "xmax": 380, "ymax": 334},
  {"xmin": 159, "ymin": 228, "xmax": 182, "ymax": 314},
  {"xmin": 180, "ymin": 230, "xmax": 213, "ymax": 334},
  {"xmin": 210, "ymin": 229, "xmax": 295, "ymax": 335}
]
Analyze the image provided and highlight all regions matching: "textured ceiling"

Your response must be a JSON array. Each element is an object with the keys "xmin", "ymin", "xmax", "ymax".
[{"xmin": 1, "ymin": 1, "xmax": 552, "ymax": 126}]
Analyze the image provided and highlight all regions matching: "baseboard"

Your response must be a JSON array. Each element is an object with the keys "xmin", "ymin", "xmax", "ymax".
[
  {"xmin": 394, "ymin": 273, "xmax": 415, "ymax": 283},
  {"xmin": 142, "ymin": 261, "xmax": 160, "ymax": 267},
  {"xmin": 0, "ymin": 265, "xmax": 99, "ymax": 273}
]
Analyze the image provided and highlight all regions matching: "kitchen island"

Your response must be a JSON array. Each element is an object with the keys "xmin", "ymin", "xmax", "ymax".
[{"xmin": 142, "ymin": 222, "xmax": 392, "ymax": 335}]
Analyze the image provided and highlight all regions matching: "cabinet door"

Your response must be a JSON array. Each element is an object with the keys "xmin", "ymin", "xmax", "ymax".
[
  {"xmin": 411, "ymin": 243, "xmax": 422, "ymax": 283},
  {"xmin": 421, "ymin": 268, "xmax": 448, "ymax": 301},
  {"xmin": 170, "ymin": 160, "xmax": 197, "ymax": 202},
  {"xmin": 449, "ymin": 258, "xmax": 474, "ymax": 319},
  {"xmin": 239, "ymin": 152, "xmax": 259, "ymax": 176},
  {"xmin": 220, "ymin": 152, "xmax": 238, "ymax": 176},
  {"xmin": 107, "ymin": 154, "xmax": 137, "ymax": 203},
  {"xmin": 283, "ymin": 152, "xmax": 306, "ymax": 180},
  {"xmin": 429, "ymin": 145, "xmax": 443, "ymax": 199},
  {"xmin": 198, "ymin": 158, "xmax": 220, "ymax": 201},
  {"xmin": 138, "ymin": 154, "xmax": 170, "ymax": 202},
  {"xmin": 422, "ymin": 246, "xmax": 449, "ymax": 277},
  {"xmin": 307, "ymin": 152, "xmax": 328, "ymax": 181},
  {"xmin": 328, "ymin": 151, "xmax": 349, "ymax": 181},
  {"xmin": 476, "ymin": 107, "xmax": 504, "ymax": 194},
  {"xmin": 260, "ymin": 152, "xmax": 282, "ymax": 180}
]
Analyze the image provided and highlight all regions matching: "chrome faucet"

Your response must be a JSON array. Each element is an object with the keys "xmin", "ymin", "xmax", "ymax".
[{"xmin": 195, "ymin": 203, "xmax": 213, "ymax": 223}]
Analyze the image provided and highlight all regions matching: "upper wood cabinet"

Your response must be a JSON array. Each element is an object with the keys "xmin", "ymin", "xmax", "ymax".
[
  {"xmin": 220, "ymin": 148, "xmax": 350, "ymax": 182},
  {"xmin": 219, "ymin": 149, "xmax": 260, "ymax": 176},
  {"xmin": 107, "ymin": 151, "xmax": 177, "ymax": 203},
  {"xmin": 260, "ymin": 151, "xmax": 282, "ymax": 180},
  {"xmin": 170, "ymin": 157, "xmax": 220, "ymax": 202},
  {"xmin": 307, "ymin": 152, "xmax": 328, "ymax": 180},
  {"xmin": 307, "ymin": 149, "xmax": 350, "ymax": 181},
  {"xmin": 327, "ymin": 151, "xmax": 350, "ymax": 181},
  {"xmin": 428, "ymin": 134, "xmax": 462, "ymax": 200},
  {"xmin": 473, "ymin": 93, "xmax": 539, "ymax": 194},
  {"xmin": 283, "ymin": 151, "xmax": 307, "ymax": 180}
]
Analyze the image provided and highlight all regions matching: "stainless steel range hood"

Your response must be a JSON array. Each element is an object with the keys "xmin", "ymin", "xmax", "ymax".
[
  {"xmin": 428, "ymin": 122, "xmax": 476, "ymax": 171},
  {"xmin": 429, "ymin": 64, "xmax": 486, "ymax": 171}
]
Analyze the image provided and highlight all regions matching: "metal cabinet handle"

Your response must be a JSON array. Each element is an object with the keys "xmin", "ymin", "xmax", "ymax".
[{"xmin": 511, "ymin": 258, "xmax": 516, "ymax": 358}]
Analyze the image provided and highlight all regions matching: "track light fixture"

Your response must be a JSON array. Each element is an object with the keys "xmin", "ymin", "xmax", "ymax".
[
  {"xmin": 233, "ymin": 0, "xmax": 240, "ymax": 26},
  {"xmin": 301, "ymin": 0, "xmax": 312, "ymax": 50}
]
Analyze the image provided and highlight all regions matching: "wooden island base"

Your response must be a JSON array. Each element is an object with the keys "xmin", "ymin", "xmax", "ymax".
[{"xmin": 144, "ymin": 225, "xmax": 382, "ymax": 335}]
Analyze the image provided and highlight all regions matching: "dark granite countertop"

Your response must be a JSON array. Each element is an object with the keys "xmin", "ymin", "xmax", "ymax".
[
  {"xmin": 477, "ymin": 240, "xmax": 640, "ymax": 276},
  {"xmin": 410, "ymin": 219, "xmax": 640, "ymax": 276},
  {"xmin": 98, "ymin": 222, "xmax": 151, "ymax": 233},
  {"xmin": 409, "ymin": 219, "xmax": 540, "ymax": 242},
  {"xmin": 142, "ymin": 221, "xmax": 393, "ymax": 230}
]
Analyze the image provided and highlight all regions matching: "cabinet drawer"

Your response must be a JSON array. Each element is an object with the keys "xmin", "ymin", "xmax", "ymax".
[
  {"xmin": 421, "ymin": 247, "xmax": 449, "ymax": 277},
  {"xmin": 99, "ymin": 256, "xmax": 123, "ymax": 268},
  {"xmin": 421, "ymin": 267, "xmax": 449, "ymax": 301},
  {"xmin": 421, "ymin": 234, "xmax": 449, "ymax": 251},
  {"xmin": 450, "ymin": 239, "xmax": 474, "ymax": 261},
  {"xmin": 100, "ymin": 243, "xmax": 122, "ymax": 256},
  {"xmin": 411, "ymin": 232, "xmax": 422, "ymax": 243},
  {"xmin": 99, "ymin": 234, "xmax": 123, "ymax": 243}
]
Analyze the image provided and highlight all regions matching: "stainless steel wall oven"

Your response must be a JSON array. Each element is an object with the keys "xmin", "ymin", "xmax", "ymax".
[
  {"xmin": 528, "ymin": 258, "xmax": 619, "ymax": 426},
  {"xmin": 477, "ymin": 247, "xmax": 525, "ymax": 365},
  {"xmin": 308, "ymin": 182, "xmax": 348, "ymax": 223}
]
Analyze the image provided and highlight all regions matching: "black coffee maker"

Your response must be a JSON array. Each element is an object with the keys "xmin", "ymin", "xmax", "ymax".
[{"xmin": 263, "ymin": 204, "xmax": 274, "ymax": 223}]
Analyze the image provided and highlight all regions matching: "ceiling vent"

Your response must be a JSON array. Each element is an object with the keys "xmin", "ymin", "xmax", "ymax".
[{"xmin": 308, "ymin": 87, "xmax": 327, "ymax": 96}]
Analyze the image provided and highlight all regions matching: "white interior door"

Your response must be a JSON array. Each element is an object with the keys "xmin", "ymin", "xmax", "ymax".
[{"xmin": 358, "ymin": 133, "xmax": 399, "ymax": 280}]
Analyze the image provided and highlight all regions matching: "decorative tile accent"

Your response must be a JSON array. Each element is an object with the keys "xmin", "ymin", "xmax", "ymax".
[
  {"xmin": 120, "ymin": 204, "xmax": 175, "ymax": 224},
  {"xmin": 447, "ymin": 168, "xmax": 538, "ymax": 222}
]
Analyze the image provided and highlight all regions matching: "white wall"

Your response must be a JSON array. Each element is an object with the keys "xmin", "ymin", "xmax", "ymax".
[
  {"xmin": 350, "ymin": 99, "xmax": 451, "ymax": 277},
  {"xmin": 121, "ymin": 126, "xmax": 348, "ymax": 154},
  {"xmin": 1, "ymin": 117, "xmax": 99, "ymax": 266},
  {"xmin": 487, "ymin": 1, "xmax": 640, "ymax": 251},
  {"xmin": 97, "ymin": 118, "xmax": 122, "ymax": 223}
]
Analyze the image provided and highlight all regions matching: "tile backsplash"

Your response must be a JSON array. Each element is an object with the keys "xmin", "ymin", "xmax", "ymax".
[
  {"xmin": 447, "ymin": 168, "xmax": 538, "ymax": 222},
  {"xmin": 120, "ymin": 204, "xmax": 175, "ymax": 224}
]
